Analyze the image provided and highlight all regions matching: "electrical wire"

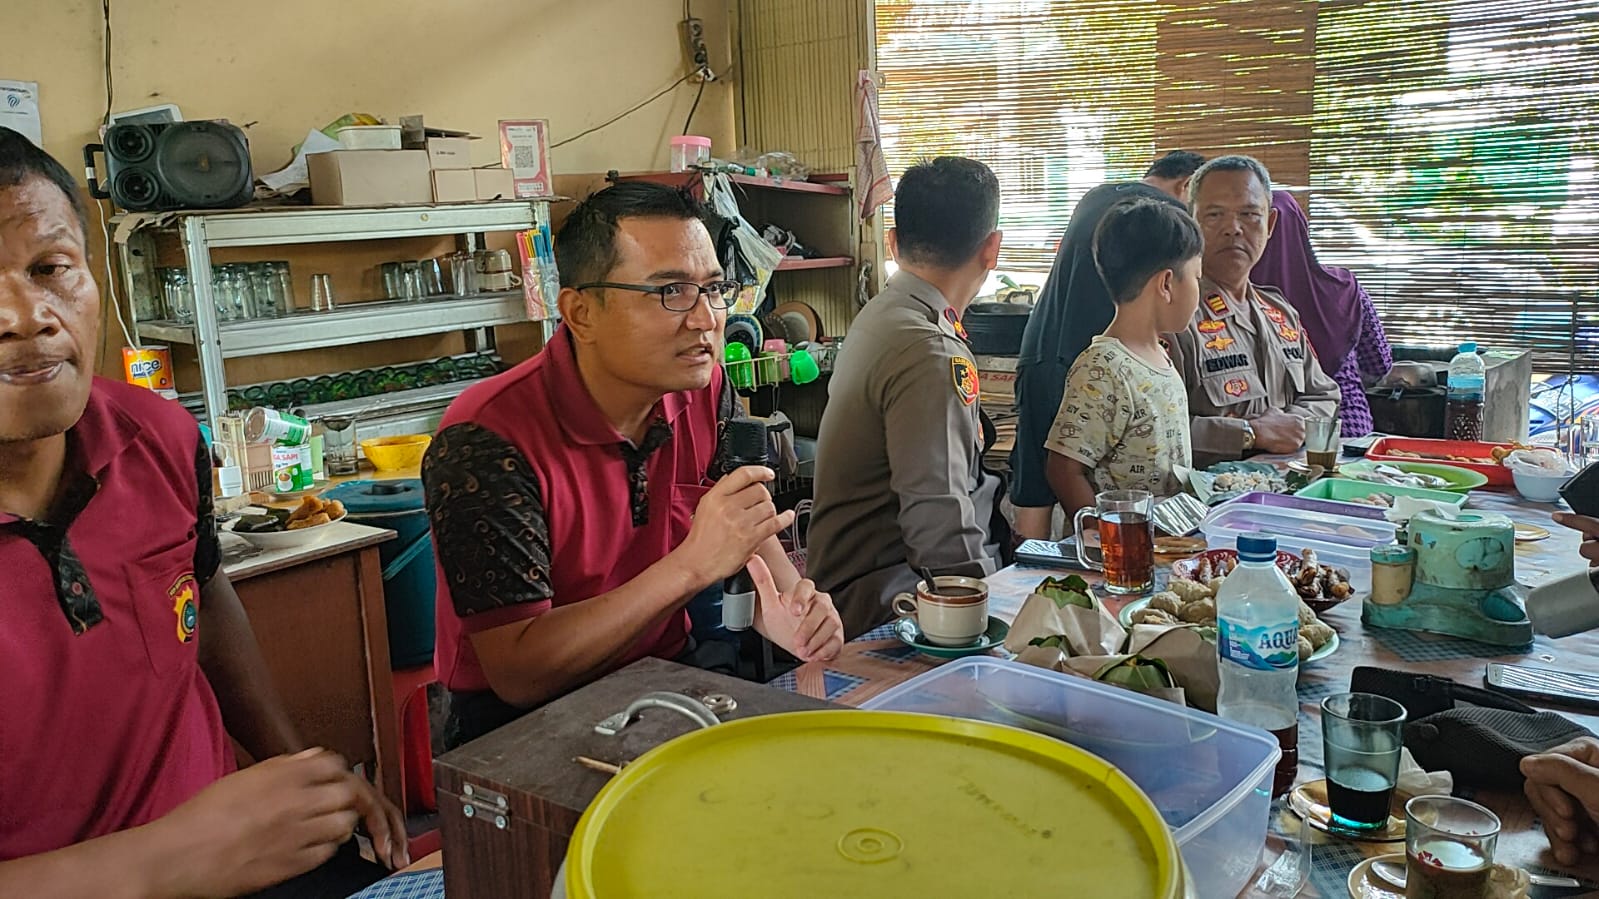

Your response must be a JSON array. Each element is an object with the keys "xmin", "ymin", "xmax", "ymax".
[
  {"xmin": 97, "ymin": 197, "xmax": 135, "ymax": 349},
  {"xmin": 550, "ymin": 74, "xmax": 691, "ymax": 150},
  {"xmin": 682, "ymin": 78, "xmax": 706, "ymax": 135},
  {"xmin": 102, "ymin": 0, "xmax": 114, "ymax": 123}
]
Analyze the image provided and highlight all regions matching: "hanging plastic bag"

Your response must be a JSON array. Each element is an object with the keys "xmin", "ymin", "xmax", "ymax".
[{"xmin": 703, "ymin": 172, "xmax": 782, "ymax": 314}]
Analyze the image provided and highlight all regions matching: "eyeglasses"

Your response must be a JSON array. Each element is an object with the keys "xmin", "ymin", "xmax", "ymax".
[{"xmin": 575, "ymin": 279, "xmax": 742, "ymax": 312}]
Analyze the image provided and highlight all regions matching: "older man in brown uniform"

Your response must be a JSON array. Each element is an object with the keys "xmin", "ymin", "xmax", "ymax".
[{"xmin": 1165, "ymin": 155, "xmax": 1340, "ymax": 466}]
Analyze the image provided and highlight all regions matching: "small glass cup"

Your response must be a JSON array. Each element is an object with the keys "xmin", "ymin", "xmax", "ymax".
[
  {"xmin": 1321, "ymin": 693, "xmax": 1406, "ymax": 834},
  {"xmin": 380, "ymin": 261, "xmax": 406, "ymax": 300},
  {"xmin": 310, "ymin": 273, "xmax": 336, "ymax": 312},
  {"xmin": 1305, "ymin": 416, "xmax": 1340, "ymax": 473},
  {"xmin": 1072, "ymin": 489, "xmax": 1154, "ymax": 594},
  {"xmin": 1405, "ymin": 795, "xmax": 1499, "ymax": 899},
  {"xmin": 419, "ymin": 258, "xmax": 445, "ymax": 296},
  {"xmin": 401, "ymin": 260, "xmax": 425, "ymax": 301}
]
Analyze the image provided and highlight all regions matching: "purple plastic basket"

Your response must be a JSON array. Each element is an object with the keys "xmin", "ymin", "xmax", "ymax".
[{"xmin": 1219, "ymin": 491, "xmax": 1389, "ymax": 521}]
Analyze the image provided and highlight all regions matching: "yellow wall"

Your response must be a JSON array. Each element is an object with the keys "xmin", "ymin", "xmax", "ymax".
[{"xmin": 8, "ymin": 0, "xmax": 736, "ymax": 373}]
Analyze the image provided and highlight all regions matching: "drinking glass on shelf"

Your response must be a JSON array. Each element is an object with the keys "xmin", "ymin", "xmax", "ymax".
[
  {"xmin": 211, "ymin": 267, "xmax": 239, "ymax": 322},
  {"xmin": 163, "ymin": 268, "xmax": 193, "ymax": 323},
  {"xmin": 310, "ymin": 274, "xmax": 336, "ymax": 312},
  {"xmin": 269, "ymin": 261, "xmax": 295, "ymax": 313},
  {"xmin": 401, "ymin": 261, "xmax": 425, "ymax": 302},
  {"xmin": 380, "ymin": 261, "xmax": 406, "ymax": 300},
  {"xmin": 249, "ymin": 263, "xmax": 284, "ymax": 318},
  {"xmin": 448, "ymin": 251, "xmax": 478, "ymax": 296},
  {"xmin": 419, "ymin": 258, "xmax": 445, "ymax": 296}
]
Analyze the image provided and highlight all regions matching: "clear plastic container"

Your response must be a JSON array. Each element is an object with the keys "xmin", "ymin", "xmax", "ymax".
[
  {"xmin": 670, "ymin": 135, "xmax": 712, "ymax": 172},
  {"xmin": 1200, "ymin": 499, "xmax": 1397, "ymax": 594},
  {"xmin": 862, "ymin": 658, "xmax": 1280, "ymax": 899}
]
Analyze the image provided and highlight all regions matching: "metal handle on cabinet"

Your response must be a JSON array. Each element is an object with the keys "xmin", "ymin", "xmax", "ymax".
[{"xmin": 594, "ymin": 691, "xmax": 721, "ymax": 736}]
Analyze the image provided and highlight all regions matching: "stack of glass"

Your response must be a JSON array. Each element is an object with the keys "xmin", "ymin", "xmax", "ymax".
[{"xmin": 154, "ymin": 261, "xmax": 294, "ymax": 323}]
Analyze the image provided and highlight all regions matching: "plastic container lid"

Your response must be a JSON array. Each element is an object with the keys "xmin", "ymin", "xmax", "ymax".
[
  {"xmin": 564, "ymin": 710, "xmax": 1185, "ymax": 899},
  {"xmin": 1237, "ymin": 532, "xmax": 1277, "ymax": 561},
  {"xmin": 321, "ymin": 478, "xmax": 425, "ymax": 516},
  {"xmin": 1458, "ymin": 341, "xmax": 1478, "ymax": 353},
  {"xmin": 670, "ymin": 135, "xmax": 713, "ymax": 148}
]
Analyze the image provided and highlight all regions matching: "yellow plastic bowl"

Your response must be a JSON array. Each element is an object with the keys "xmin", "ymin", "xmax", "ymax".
[{"xmin": 360, "ymin": 435, "xmax": 431, "ymax": 471}]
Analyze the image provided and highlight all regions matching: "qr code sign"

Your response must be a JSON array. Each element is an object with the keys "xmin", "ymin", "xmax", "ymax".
[{"xmin": 512, "ymin": 146, "xmax": 539, "ymax": 170}]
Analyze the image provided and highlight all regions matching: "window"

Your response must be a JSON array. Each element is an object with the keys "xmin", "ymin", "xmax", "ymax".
[{"xmin": 875, "ymin": 0, "xmax": 1599, "ymax": 370}]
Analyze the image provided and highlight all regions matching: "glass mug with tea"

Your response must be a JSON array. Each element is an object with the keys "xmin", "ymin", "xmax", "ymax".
[
  {"xmin": 1073, "ymin": 489, "xmax": 1155, "ymax": 594},
  {"xmin": 1405, "ymin": 795, "xmax": 1499, "ymax": 899},
  {"xmin": 1305, "ymin": 416, "xmax": 1340, "ymax": 473},
  {"xmin": 891, "ymin": 576, "xmax": 989, "ymax": 646}
]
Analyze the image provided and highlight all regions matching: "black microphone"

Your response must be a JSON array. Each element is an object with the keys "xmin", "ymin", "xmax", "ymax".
[{"xmin": 722, "ymin": 419, "xmax": 769, "ymax": 631}]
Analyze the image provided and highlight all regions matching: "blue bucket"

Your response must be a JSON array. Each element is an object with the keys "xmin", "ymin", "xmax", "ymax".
[{"xmin": 322, "ymin": 479, "xmax": 435, "ymax": 669}]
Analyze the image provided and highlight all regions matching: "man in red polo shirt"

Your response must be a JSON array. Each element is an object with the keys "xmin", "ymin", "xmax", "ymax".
[
  {"xmin": 424, "ymin": 182, "xmax": 844, "ymax": 744},
  {"xmin": 0, "ymin": 129, "xmax": 405, "ymax": 896}
]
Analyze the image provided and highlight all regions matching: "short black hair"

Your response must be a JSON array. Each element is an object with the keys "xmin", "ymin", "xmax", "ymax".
[
  {"xmin": 555, "ymin": 181, "xmax": 710, "ymax": 288},
  {"xmin": 1093, "ymin": 198, "xmax": 1203, "ymax": 303},
  {"xmin": 1145, "ymin": 150, "xmax": 1206, "ymax": 181},
  {"xmin": 892, "ymin": 156, "xmax": 1000, "ymax": 268},
  {"xmin": 0, "ymin": 127, "xmax": 88, "ymax": 239}
]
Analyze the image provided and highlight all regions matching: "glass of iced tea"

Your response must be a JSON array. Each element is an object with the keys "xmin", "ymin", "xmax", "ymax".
[
  {"xmin": 1404, "ymin": 795, "xmax": 1499, "ymax": 899},
  {"xmin": 1072, "ymin": 490, "xmax": 1154, "ymax": 594}
]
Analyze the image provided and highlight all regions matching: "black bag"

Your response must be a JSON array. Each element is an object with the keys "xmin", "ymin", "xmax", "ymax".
[{"xmin": 1350, "ymin": 666, "xmax": 1594, "ymax": 789}]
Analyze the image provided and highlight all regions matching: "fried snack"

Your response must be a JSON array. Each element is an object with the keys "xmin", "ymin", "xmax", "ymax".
[
  {"xmin": 288, "ymin": 495, "xmax": 326, "ymax": 523},
  {"xmin": 1131, "ymin": 607, "xmax": 1180, "ymax": 626},
  {"xmin": 1298, "ymin": 599, "xmax": 1320, "ymax": 625},
  {"xmin": 1148, "ymin": 591, "xmax": 1184, "ymax": 615},
  {"xmin": 286, "ymin": 511, "xmax": 332, "ymax": 530},
  {"xmin": 1169, "ymin": 578, "xmax": 1213, "ymax": 604},
  {"xmin": 1297, "ymin": 635, "xmax": 1315, "ymax": 662},
  {"xmin": 1206, "ymin": 576, "xmax": 1228, "ymax": 596},
  {"xmin": 323, "ymin": 499, "xmax": 346, "ymax": 520},
  {"xmin": 1301, "ymin": 621, "xmax": 1335, "ymax": 650},
  {"xmin": 1178, "ymin": 597, "xmax": 1217, "ymax": 623}
]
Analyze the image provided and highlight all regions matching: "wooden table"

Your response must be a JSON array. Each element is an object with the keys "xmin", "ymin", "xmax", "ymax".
[
  {"xmin": 774, "ymin": 485, "xmax": 1599, "ymax": 896},
  {"xmin": 224, "ymin": 521, "xmax": 403, "ymax": 809}
]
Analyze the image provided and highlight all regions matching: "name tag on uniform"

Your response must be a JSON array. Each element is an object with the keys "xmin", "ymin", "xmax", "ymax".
[{"xmin": 1204, "ymin": 353, "xmax": 1250, "ymax": 374}]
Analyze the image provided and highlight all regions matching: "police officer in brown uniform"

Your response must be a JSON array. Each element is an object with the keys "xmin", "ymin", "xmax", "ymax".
[
  {"xmin": 1166, "ymin": 155, "xmax": 1340, "ymax": 466},
  {"xmin": 809, "ymin": 157, "xmax": 1010, "ymax": 639}
]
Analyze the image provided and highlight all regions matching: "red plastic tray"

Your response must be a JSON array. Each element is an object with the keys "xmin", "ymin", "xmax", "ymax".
[{"xmin": 1363, "ymin": 437, "xmax": 1515, "ymax": 486}]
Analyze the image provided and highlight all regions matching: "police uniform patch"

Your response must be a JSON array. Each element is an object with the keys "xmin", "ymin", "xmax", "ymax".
[
  {"xmin": 951, "ymin": 356, "xmax": 979, "ymax": 406},
  {"xmin": 1278, "ymin": 325, "xmax": 1300, "ymax": 343},
  {"xmin": 1224, "ymin": 378, "xmax": 1249, "ymax": 398},
  {"xmin": 1263, "ymin": 305, "xmax": 1286, "ymax": 325},
  {"xmin": 169, "ymin": 574, "xmax": 198, "ymax": 643},
  {"xmin": 943, "ymin": 306, "xmax": 969, "ymax": 342},
  {"xmin": 1205, "ymin": 294, "xmax": 1229, "ymax": 316},
  {"xmin": 1197, "ymin": 319, "xmax": 1227, "ymax": 334},
  {"xmin": 1204, "ymin": 335, "xmax": 1236, "ymax": 352}
]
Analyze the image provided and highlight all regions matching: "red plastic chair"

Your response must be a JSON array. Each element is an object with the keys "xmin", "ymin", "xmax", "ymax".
[{"xmin": 391, "ymin": 664, "xmax": 438, "ymax": 814}]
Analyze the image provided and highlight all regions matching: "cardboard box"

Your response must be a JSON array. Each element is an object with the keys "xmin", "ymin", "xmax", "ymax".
[
  {"xmin": 474, "ymin": 167, "xmax": 516, "ymax": 201},
  {"xmin": 426, "ymin": 137, "xmax": 473, "ymax": 170},
  {"xmin": 308, "ymin": 150, "xmax": 432, "ymax": 206},
  {"xmin": 431, "ymin": 169, "xmax": 477, "ymax": 203}
]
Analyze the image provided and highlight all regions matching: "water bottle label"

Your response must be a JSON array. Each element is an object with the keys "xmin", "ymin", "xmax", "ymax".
[{"xmin": 1218, "ymin": 619, "xmax": 1300, "ymax": 671}]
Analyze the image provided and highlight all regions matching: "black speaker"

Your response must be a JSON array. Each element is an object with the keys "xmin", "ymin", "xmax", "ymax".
[{"xmin": 84, "ymin": 121, "xmax": 254, "ymax": 212}]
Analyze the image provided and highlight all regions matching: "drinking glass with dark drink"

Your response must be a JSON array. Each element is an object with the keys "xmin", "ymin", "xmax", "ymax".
[
  {"xmin": 1305, "ymin": 416, "xmax": 1340, "ymax": 473},
  {"xmin": 1321, "ymin": 693, "xmax": 1406, "ymax": 834},
  {"xmin": 1072, "ymin": 490, "xmax": 1154, "ymax": 594},
  {"xmin": 1404, "ymin": 795, "xmax": 1499, "ymax": 899}
]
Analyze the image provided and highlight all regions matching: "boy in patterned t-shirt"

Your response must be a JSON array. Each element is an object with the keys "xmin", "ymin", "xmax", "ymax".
[{"xmin": 1044, "ymin": 198, "xmax": 1203, "ymax": 518}]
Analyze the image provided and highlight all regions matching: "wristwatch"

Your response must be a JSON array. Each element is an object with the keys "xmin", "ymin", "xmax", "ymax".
[{"xmin": 1241, "ymin": 421, "xmax": 1257, "ymax": 453}]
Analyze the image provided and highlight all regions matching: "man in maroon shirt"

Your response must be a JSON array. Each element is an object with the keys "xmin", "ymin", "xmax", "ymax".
[
  {"xmin": 424, "ymin": 182, "xmax": 844, "ymax": 745},
  {"xmin": 0, "ymin": 129, "xmax": 406, "ymax": 896}
]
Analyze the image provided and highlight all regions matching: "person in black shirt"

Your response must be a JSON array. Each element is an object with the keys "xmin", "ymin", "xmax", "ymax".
[{"xmin": 1010, "ymin": 150, "xmax": 1205, "ymax": 540}]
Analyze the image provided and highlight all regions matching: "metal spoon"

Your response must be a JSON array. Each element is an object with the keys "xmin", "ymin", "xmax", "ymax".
[{"xmin": 1371, "ymin": 857, "xmax": 1586, "ymax": 890}]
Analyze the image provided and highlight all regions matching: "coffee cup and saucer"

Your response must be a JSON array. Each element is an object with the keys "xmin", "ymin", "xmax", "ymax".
[{"xmin": 891, "ymin": 575, "xmax": 1009, "ymax": 660}]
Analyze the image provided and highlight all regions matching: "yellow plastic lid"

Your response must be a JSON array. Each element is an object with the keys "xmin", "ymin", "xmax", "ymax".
[{"xmin": 565, "ymin": 710, "xmax": 1183, "ymax": 898}]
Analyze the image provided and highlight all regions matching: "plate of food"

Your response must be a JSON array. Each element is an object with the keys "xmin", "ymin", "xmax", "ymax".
[
  {"xmin": 1338, "ymin": 460, "xmax": 1488, "ymax": 493},
  {"xmin": 1119, "ymin": 563, "xmax": 1340, "ymax": 666},
  {"xmin": 1364, "ymin": 437, "xmax": 1518, "ymax": 487},
  {"xmin": 1170, "ymin": 547, "xmax": 1357, "ymax": 613},
  {"xmin": 226, "ymin": 495, "xmax": 347, "ymax": 550},
  {"xmin": 1182, "ymin": 461, "xmax": 1313, "ymax": 505}
]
